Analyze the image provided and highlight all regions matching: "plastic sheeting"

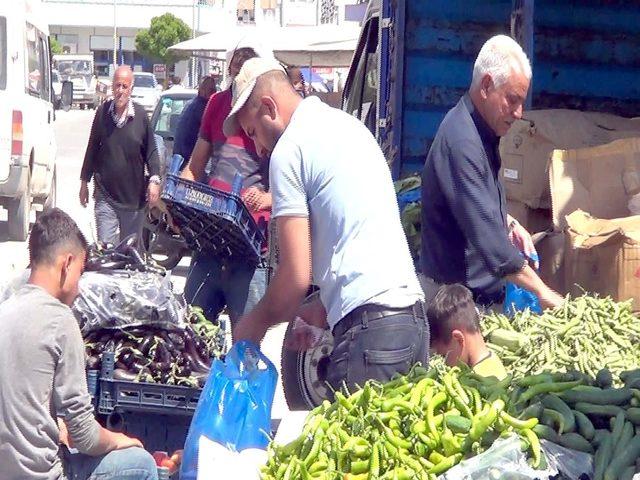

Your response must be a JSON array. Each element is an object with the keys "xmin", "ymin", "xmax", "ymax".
[{"xmin": 73, "ymin": 270, "xmax": 187, "ymax": 334}]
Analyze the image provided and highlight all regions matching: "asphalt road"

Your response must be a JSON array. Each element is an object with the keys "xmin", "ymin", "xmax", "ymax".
[{"xmin": 0, "ymin": 108, "xmax": 292, "ymax": 420}]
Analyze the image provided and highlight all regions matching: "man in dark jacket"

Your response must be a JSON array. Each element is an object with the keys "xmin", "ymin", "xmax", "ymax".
[
  {"xmin": 173, "ymin": 75, "xmax": 217, "ymax": 166},
  {"xmin": 420, "ymin": 35, "xmax": 562, "ymax": 310},
  {"xmin": 79, "ymin": 65, "xmax": 160, "ymax": 245}
]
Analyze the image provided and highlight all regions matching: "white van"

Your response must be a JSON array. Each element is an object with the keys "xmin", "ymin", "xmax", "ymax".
[{"xmin": 0, "ymin": 0, "xmax": 70, "ymax": 240}]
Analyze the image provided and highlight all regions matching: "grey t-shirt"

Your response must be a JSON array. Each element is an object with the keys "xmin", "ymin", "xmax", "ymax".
[
  {"xmin": 0, "ymin": 284, "xmax": 102, "ymax": 479},
  {"xmin": 270, "ymin": 97, "xmax": 423, "ymax": 328}
]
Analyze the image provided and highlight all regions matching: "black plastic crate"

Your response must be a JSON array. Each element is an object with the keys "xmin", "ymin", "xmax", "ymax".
[
  {"xmin": 99, "ymin": 410, "xmax": 191, "ymax": 455},
  {"xmin": 98, "ymin": 352, "xmax": 201, "ymax": 416},
  {"xmin": 161, "ymin": 174, "xmax": 266, "ymax": 264}
]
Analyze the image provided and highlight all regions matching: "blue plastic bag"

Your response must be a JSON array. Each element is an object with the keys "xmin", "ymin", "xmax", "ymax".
[
  {"xmin": 180, "ymin": 341, "xmax": 278, "ymax": 480},
  {"xmin": 504, "ymin": 282, "xmax": 542, "ymax": 315}
]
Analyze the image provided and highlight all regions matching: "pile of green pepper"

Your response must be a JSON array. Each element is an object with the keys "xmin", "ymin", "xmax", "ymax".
[
  {"xmin": 261, "ymin": 364, "xmax": 542, "ymax": 480},
  {"xmin": 482, "ymin": 294, "xmax": 640, "ymax": 382}
]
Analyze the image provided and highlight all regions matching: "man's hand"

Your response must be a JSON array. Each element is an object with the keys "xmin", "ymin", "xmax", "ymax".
[
  {"xmin": 58, "ymin": 418, "xmax": 73, "ymax": 448},
  {"xmin": 233, "ymin": 312, "xmax": 268, "ymax": 345},
  {"xmin": 147, "ymin": 182, "xmax": 161, "ymax": 205},
  {"xmin": 538, "ymin": 288, "xmax": 564, "ymax": 310},
  {"xmin": 79, "ymin": 181, "xmax": 89, "ymax": 207},
  {"xmin": 242, "ymin": 187, "xmax": 272, "ymax": 212},
  {"xmin": 508, "ymin": 219, "xmax": 539, "ymax": 269},
  {"xmin": 112, "ymin": 431, "xmax": 143, "ymax": 450}
]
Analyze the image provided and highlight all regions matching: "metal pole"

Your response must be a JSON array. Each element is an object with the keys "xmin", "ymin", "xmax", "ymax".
[
  {"xmin": 191, "ymin": 0, "xmax": 197, "ymax": 87},
  {"xmin": 113, "ymin": 0, "xmax": 117, "ymax": 68}
]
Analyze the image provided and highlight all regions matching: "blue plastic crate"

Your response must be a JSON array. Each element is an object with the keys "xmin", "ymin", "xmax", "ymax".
[
  {"xmin": 99, "ymin": 410, "xmax": 191, "ymax": 455},
  {"xmin": 98, "ymin": 352, "xmax": 201, "ymax": 416},
  {"xmin": 161, "ymin": 174, "xmax": 266, "ymax": 264}
]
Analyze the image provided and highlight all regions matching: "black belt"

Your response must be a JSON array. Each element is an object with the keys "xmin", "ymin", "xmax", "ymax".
[{"xmin": 333, "ymin": 301, "xmax": 426, "ymax": 337}]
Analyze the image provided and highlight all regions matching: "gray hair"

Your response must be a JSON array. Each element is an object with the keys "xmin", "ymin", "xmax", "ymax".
[{"xmin": 471, "ymin": 35, "xmax": 531, "ymax": 89}]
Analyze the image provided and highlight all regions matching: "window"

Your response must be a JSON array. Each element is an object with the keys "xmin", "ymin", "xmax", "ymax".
[
  {"xmin": 38, "ymin": 33, "xmax": 51, "ymax": 102},
  {"xmin": 343, "ymin": 17, "xmax": 379, "ymax": 135},
  {"xmin": 153, "ymin": 96, "xmax": 194, "ymax": 139},
  {"xmin": 134, "ymin": 75, "xmax": 156, "ymax": 88},
  {"xmin": 0, "ymin": 17, "xmax": 6, "ymax": 90},
  {"xmin": 25, "ymin": 22, "xmax": 42, "ymax": 97}
]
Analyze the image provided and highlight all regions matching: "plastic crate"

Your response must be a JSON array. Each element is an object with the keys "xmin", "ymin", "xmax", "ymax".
[
  {"xmin": 161, "ymin": 173, "xmax": 266, "ymax": 264},
  {"xmin": 98, "ymin": 352, "xmax": 201, "ymax": 416},
  {"xmin": 98, "ymin": 410, "xmax": 191, "ymax": 455}
]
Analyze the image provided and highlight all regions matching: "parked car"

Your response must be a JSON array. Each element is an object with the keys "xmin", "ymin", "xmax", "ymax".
[
  {"xmin": 150, "ymin": 89, "xmax": 197, "ymax": 174},
  {"xmin": 132, "ymin": 72, "xmax": 162, "ymax": 114},
  {"xmin": 141, "ymin": 88, "xmax": 197, "ymax": 269},
  {"xmin": 53, "ymin": 54, "xmax": 98, "ymax": 110},
  {"xmin": 52, "ymin": 69, "xmax": 62, "ymax": 103},
  {"xmin": 0, "ymin": 0, "xmax": 71, "ymax": 240}
]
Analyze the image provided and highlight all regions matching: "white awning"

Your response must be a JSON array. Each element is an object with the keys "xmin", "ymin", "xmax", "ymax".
[{"xmin": 169, "ymin": 25, "xmax": 359, "ymax": 67}]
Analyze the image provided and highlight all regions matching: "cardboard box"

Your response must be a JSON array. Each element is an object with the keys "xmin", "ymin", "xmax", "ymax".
[
  {"xmin": 500, "ymin": 110, "xmax": 640, "ymax": 210},
  {"xmin": 565, "ymin": 211, "xmax": 640, "ymax": 308},
  {"xmin": 546, "ymin": 137, "xmax": 640, "ymax": 305},
  {"xmin": 550, "ymin": 138, "xmax": 640, "ymax": 229},
  {"xmin": 507, "ymin": 199, "xmax": 552, "ymax": 235}
]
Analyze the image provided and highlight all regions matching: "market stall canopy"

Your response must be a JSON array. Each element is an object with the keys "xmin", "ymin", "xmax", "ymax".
[{"xmin": 168, "ymin": 25, "xmax": 359, "ymax": 67}]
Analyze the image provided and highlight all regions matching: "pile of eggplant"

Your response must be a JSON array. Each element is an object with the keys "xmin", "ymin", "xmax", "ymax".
[
  {"xmin": 84, "ymin": 307, "xmax": 225, "ymax": 388},
  {"xmin": 85, "ymin": 234, "xmax": 165, "ymax": 276}
]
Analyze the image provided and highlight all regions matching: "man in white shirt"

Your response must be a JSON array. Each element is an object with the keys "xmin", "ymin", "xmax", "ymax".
[{"xmin": 224, "ymin": 58, "xmax": 428, "ymax": 393}]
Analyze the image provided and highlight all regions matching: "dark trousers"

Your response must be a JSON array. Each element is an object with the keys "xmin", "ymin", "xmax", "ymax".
[{"xmin": 327, "ymin": 302, "xmax": 430, "ymax": 395}]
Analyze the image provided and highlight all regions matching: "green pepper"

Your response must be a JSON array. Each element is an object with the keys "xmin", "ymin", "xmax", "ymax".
[
  {"xmin": 521, "ymin": 428, "xmax": 541, "ymax": 468},
  {"xmin": 368, "ymin": 443, "xmax": 380, "ymax": 479},
  {"xmin": 499, "ymin": 410, "xmax": 539, "ymax": 431},
  {"xmin": 426, "ymin": 391, "xmax": 448, "ymax": 440},
  {"xmin": 428, "ymin": 453, "xmax": 462, "ymax": 475}
]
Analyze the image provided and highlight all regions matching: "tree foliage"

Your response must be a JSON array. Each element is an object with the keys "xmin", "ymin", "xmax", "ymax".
[
  {"xmin": 50, "ymin": 37, "xmax": 63, "ymax": 55},
  {"xmin": 135, "ymin": 13, "xmax": 191, "ymax": 67}
]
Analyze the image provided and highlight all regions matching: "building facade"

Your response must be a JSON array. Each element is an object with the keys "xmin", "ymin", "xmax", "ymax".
[{"xmin": 44, "ymin": 0, "xmax": 354, "ymax": 79}]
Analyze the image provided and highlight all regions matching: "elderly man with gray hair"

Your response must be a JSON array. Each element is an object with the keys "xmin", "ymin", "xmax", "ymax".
[{"xmin": 420, "ymin": 35, "xmax": 563, "ymax": 310}]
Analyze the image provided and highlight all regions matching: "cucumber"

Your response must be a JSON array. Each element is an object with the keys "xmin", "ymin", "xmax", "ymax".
[
  {"xmin": 489, "ymin": 328, "xmax": 529, "ymax": 351},
  {"xmin": 518, "ymin": 402, "xmax": 543, "ymax": 420},
  {"xmin": 574, "ymin": 402, "xmax": 624, "ymax": 418},
  {"xmin": 614, "ymin": 422, "xmax": 635, "ymax": 458},
  {"xmin": 620, "ymin": 369, "xmax": 640, "ymax": 383},
  {"xmin": 573, "ymin": 410, "xmax": 595, "ymax": 440},
  {"xmin": 445, "ymin": 415, "xmax": 472, "ymax": 434},
  {"xmin": 532, "ymin": 424, "xmax": 560, "ymax": 443},
  {"xmin": 559, "ymin": 386, "xmax": 632, "ymax": 406},
  {"xmin": 604, "ymin": 435, "xmax": 640, "ymax": 480},
  {"xmin": 611, "ymin": 411, "xmax": 626, "ymax": 451},
  {"xmin": 626, "ymin": 377, "xmax": 640, "ymax": 390},
  {"xmin": 593, "ymin": 432, "xmax": 613, "ymax": 480},
  {"xmin": 541, "ymin": 408, "xmax": 565, "ymax": 434},
  {"xmin": 596, "ymin": 369, "xmax": 613, "ymax": 389},
  {"xmin": 557, "ymin": 432, "xmax": 594, "ymax": 454},
  {"xmin": 592, "ymin": 429, "xmax": 609, "ymax": 448},
  {"xmin": 620, "ymin": 466, "xmax": 636, "ymax": 480},
  {"xmin": 542, "ymin": 395, "xmax": 575, "ymax": 433},
  {"xmin": 626, "ymin": 407, "xmax": 640, "ymax": 426}
]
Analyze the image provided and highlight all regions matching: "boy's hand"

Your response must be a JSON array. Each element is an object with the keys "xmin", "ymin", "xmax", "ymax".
[{"xmin": 113, "ymin": 432, "xmax": 143, "ymax": 450}]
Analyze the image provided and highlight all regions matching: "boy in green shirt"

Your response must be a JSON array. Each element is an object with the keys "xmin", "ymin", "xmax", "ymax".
[{"xmin": 428, "ymin": 284, "xmax": 508, "ymax": 380}]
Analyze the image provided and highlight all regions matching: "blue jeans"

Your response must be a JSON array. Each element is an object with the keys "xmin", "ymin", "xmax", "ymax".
[
  {"xmin": 184, "ymin": 251, "xmax": 268, "ymax": 326},
  {"xmin": 63, "ymin": 446, "xmax": 158, "ymax": 480}
]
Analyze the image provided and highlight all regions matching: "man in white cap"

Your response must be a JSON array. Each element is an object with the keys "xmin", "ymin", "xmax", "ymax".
[
  {"xmin": 180, "ymin": 41, "xmax": 272, "ymax": 332},
  {"xmin": 225, "ymin": 58, "xmax": 428, "ymax": 393}
]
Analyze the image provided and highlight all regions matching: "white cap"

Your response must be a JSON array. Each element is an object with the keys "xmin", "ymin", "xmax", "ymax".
[{"xmin": 223, "ymin": 57, "xmax": 286, "ymax": 138}]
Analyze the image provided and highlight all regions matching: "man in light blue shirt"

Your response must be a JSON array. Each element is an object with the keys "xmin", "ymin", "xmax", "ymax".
[{"xmin": 224, "ymin": 58, "xmax": 428, "ymax": 394}]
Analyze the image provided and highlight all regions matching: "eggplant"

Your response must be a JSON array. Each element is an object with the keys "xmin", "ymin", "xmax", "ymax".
[
  {"xmin": 113, "ymin": 368, "xmax": 138, "ymax": 381},
  {"xmin": 115, "ymin": 361, "xmax": 129, "ymax": 370},
  {"xmin": 86, "ymin": 355, "xmax": 101, "ymax": 370},
  {"xmin": 138, "ymin": 335, "xmax": 155, "ymax": 356},
  {"xmin": 184, "ymin": 333, "xmax": 211, "ymax": 372},
  {"xmin": 167, "ymin": 332, "xmax": 185, "ymax": 349},
  {"xmin": 154, "ymin": 342, "xmax": 172, "ymax": 364}
]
